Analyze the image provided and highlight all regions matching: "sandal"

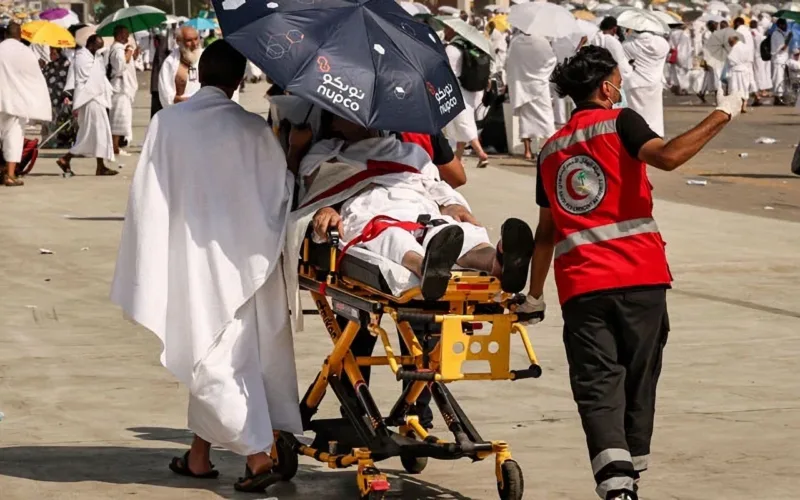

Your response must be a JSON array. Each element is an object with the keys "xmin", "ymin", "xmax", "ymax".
[
  {"xmin": 4, "ymin": 177, "xmax": 24, "ymax": 187},
  {"xmin": 420, "ymin": 225, "xmax": 464, "ymax": 300},
  {"xmin": 56, "ymin": 158, "xmax": 74, "ymax": 178},
  {"xmin": 96, "ymin": 167, "xmax": 119, "ymax": 176},
  {"xmin": 168, "ymin": 451, "xmax": 220, "ymax": 479},
  {"xmin": 234, "ymin": 465, "xmax": 282, "ymax": 493},
  {"xmin": 476, "ymin": 158, "xmax": 489, "ymax": 169},
  {"xmin": 497, "ymin": 218, "xmax": 535, "ymax": 293}
]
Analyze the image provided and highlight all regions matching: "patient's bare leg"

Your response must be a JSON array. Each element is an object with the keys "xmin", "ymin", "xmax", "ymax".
[
  {"xmin": 457, "ymin": 243, "xmax": 501, "ymax": 275},
  {"xmin": 402, "ymin": 251, "xmax": 425, "ymax": 278}
]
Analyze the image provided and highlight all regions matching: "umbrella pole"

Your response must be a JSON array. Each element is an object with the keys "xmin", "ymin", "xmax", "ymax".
[{"xmin": 38, "ymin": 120, "xmax": 72, "ymax": 150}]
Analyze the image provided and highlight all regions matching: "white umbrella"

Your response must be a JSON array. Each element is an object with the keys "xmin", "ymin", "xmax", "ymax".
[
  {"xmin": 650, "ymin": 10, "xmax": 682, "ymax": 26},
  {"xmin": 576, "ymin": 17, "xmax": 600, "ymax": 38},
  {"xmin": 483, "ymin": 4, "xmax": 500, "ymax": 11},
  {"xmin": 399, "ymin": 2, "xmax": 432, "ymax": 15},
  {"xmin": 752, "ymin": 3, "xmax": 778, "ymax": 13},
  {"xmin": 50, "ymin": 11, "xmax": 80, "ymax": 29},
  {"xmin": 781, "ymin": 1, "xmax": 800, "ymax": 11},
  {"xmin": 728, "ymin": 3, "xmax": 744, "ymax": 15},
  {"xmin": 437, "ymin": 6, "xmax": 460, "ymax": 15},
  {"xmin": 698, "ymin": 12, "xmax": 727, "ymax": 22},
  {"xmin": 616, "ymin": 8, "xmax": 670, "ymax": 33},
  {"xmin": 705, "ymin": 27, "xmax": 741, "ymax": 60},
  {"xmin": 594, "ymin": 3, "xmax": 615, "ymax": 11},
  {"xmin": 436, "ymin": 17, "xmax": 493, "ymax": 57},
  {"xmin": 509, "ymin": 2, "xmax": 579, "ymax": 37},
  {"xmin": 706, "ymin": 1, "xmax": 731, "ymax": 12},
  {"xmin": 497, "ymin": 6, "xmax": 510, "ymax": 13},
  {"xmin": 511, "ymin": 0, "xmax": 530, "ymax": 5},
  {"xmin": 692, "ymin": 0, "xmax": 707, "ymax": 5},
  {"xmin": 74, "ymin": 24, "xmax": 96, "ymax": 47}
]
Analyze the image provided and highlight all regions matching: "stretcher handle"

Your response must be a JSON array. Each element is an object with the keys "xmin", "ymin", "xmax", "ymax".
[
  {"xmin": 395, "ymin": 368, "xmax": 437, "ymax": 382},
  {"xmin": 515, "ymin": 311, "xmax": 544, "ymax": 323},
  {"xmin": 327, "ymin": 228, "xmax": 340, "ymax": 246},
  {"xmin": 396, "ymin": 311, "xmax": 437, "ymax": 324},
  {"xmin": 510, "ymin": 364, "xmax": 543, "ymax": 381}
]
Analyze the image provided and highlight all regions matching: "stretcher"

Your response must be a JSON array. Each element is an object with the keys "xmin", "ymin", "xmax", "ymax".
[{"xmin": 271, "ymin": 224, "xmax": 544, "ymax": 500}]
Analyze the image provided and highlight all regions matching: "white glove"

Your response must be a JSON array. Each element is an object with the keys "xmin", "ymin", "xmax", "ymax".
[
  {"xmin": 715, "ymin": 91, "xmax": 744, "ymax": 120},
  {"xmin": 516, "ymin": 294, "xmax": 546, "ymax": 325}
]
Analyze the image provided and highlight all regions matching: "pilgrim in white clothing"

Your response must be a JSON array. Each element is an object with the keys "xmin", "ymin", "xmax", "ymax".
[
  {"xmin": 623, "ymin": 31, "xmax": 670, "ymax": 136},
  {"xmin": 771, "ymin": 27, "xmax": 790, "ymax": 98},
  {"xmin": 591, "ymin": 32, "xmax": 633, "ymax": 80},
  {"xmin": 111, "ymin": 82, "xmax": 301, "ymax": 463},
  {"xmin": 734, "ymin": 24, "xmax": 757, "ymax": 94},
  {"xmin": 701, "ymin": 29, "xmax": 723, "ymax": 94},
  {"xmin": 443, "ymin": 42, "xmax": 482, "ymax": 143},
  {"xmin": 489, "ymin": 27, "xmax": 508, "ymax": 76},
  {"xmin": 61, "ymin": 46, "xmax": 115, "ymax": 167},
  {"xmin": 158, "ymin": 47, "xmax": 202, "ymax": 108},
  {"xmin": 726, "ymin": 38, "xmax": 754, "ymax": 97},
  {"xmin": 751, "ymin": 27, "xmax": 772, "ymax": 91},
  {"xmin": 506, "ymin": 34, "xmax": 556, "ymax": 156},
  {"xmin": 109, "ymin": 41, "xmax": 139, "ymax": 140},
  {"xmin": 0, "ymin": 35, "xmax": 50, "ymax": 180},
  {"xmin": 667, "ymin": 28, "xmax": 693, "ymax": 92}
]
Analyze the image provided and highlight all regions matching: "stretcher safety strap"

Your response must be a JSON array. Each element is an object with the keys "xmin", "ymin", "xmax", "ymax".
[
  {"xmin": 632, "ymin": 454, "xmax": 649, "ymax": 472},
  {"xmin": 554, "ymin": 217, "xmax": 660, "ymax": 259},
  {"xmin": 596, "ymin": 476, "xmax": 636, "ymax": 498},
  {"xmin": 337, "ymin": 215, "xmax": 424, "ymax": 268},
  {"xmin": 539, "ymin": 118, "xmax": 618, "ymax": 165},
  {"xmin": 591, "ymin": 448, "xmax": 632, "ymax": 475}
]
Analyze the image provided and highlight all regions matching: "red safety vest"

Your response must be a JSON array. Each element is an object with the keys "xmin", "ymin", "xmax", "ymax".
[
  {"xmin": 399, "ymin": 132, "xmax": 434, "ymax": 160},
  {"xmin": 538, "ymin": 107, "xmax": 672, "ymax": 305}
]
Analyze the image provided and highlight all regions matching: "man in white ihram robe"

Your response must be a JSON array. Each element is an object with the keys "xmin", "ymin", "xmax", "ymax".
[
  {"xmin": 506, "ymin": 33, "xmax": 556, "ymax": 160},
  {"xmin": 108, "ymin": 27, "xmax": 139, "ymax": 154},
  {"xmin": 751, "ymin": 22, "xmax": 772, "ymax": 93},
  {"xmin": 623, "ymin": 31, "xmax": 670, "ymax": 136},
  {"xmin": 110, "ymin": 40, "xmax": 300, "ymax": 493},
  {"xmin": 158, "ymin": 26, "xmax": 203, "ymax": 108},
  {"xmin": 58, "ymin": 36, "xmax": 117, "ymax": 176},
  {"xmin": 770, "ymin": 19, "xmax": 791, "ymax": 105},
  {"xmin": 726, "ymin": 36, "xmax": 752, "ymax": 111},
  {"xmin": 0, "ymin": 23, "xmax": 51, "ymax": 186},
  {"xmin": 667, "ymin": 27, "xmax": 692, "ymax": 93}
]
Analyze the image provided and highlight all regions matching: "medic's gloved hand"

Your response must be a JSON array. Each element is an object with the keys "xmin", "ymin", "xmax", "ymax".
[
  {"xmin": 516, "ymin": 294, "xmax": 546, "ymax": 325},
  {"xmin": 715, "ymin": 91, "xmax": 744, "ymax": 120}
]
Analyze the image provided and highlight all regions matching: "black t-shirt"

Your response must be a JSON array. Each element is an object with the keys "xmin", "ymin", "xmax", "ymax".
[
  {"xmin": 536, "ymin": 104, "xmax": 660, "ymax": 208},
  {"xmin": 391, "ymin": 132, "xmax": 455, "ymax": 167}
]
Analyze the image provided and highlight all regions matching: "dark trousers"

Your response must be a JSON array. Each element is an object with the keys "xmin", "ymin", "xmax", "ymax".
[
  {"xmin": 336, "ymin": 316, "xmax": 436, "ymax": 428},
  {"xmin": 150, "ymin": 92, "xmax": 162, "ymax": 118},
  {"xmin": 561, "ymin": 288, "xmax": 669, "ymax": 499}
]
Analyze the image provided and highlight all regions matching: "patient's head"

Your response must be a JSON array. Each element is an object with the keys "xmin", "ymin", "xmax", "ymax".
[{"xmin": 320, "ymin": 111, "xmax": 379, "ymax": 142}]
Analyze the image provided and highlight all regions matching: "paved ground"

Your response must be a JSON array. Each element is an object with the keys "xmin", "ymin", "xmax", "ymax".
[{"xmin": 1, "ymin": 83, "xmax": 799, "ymax": 500}]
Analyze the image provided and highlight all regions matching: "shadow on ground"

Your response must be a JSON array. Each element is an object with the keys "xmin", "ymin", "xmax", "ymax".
[{"xmin": 0, "ymin": 427, "xmax": 476, "ymax": 499}]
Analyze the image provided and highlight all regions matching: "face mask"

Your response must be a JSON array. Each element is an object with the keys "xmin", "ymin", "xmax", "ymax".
[{"xmin": 604, "ymin": 80, "xmax": 627, "ymax": 109}]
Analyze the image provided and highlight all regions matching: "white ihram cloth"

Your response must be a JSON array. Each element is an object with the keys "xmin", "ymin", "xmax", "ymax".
[
  {"xmin": 489, "ymin": 29, "xmax": 508, "ymax": 75},
  {"xmin": 0, "ymin": 38, "xmax": 51, "ymax": 161},
  {"xmin": 506, "ymin": 34, "xmax": 556, "ymax": 141},
  {"xmin": 771, "ymin": 29, "xmax": 789, "ymax": 96},
  {"xmin": 591, "ymin": 32, "xmax": 633, "ymax": 80},
  {"xmin": 752, "ymin": 29, "xmax": 772, "ymax": 91},
  {"xmin": 65, "ymin": 48, "xmax": 115, "ymax": 161},
  {"xmin": 444, "ymin": 43, "xmax": 482, "ymax": 142},
  {"xmin": 727, "ymin": 41, "xmax": 754, "ymax": 95},
  {"xmin": 667, "ymin": 29, "xmax": 692, "ymax": 91},
  {"xmin": 624, "ymin": 32, "xmax": 670, "ymax": 137},
  {"xmin": 284, "ymin": 137, "xmax": 476, "ymax": 330},
  {"xmin": 735, "ymin": 25, "xmax": 757, "ymax": 93},
  {"xmin": 108, "ymin": 42, "xmax": 138, "ymax": 138},
  {"xmin": 110, "ymin": 86, "xmax": 300, "ymax": 455},
  {"xmin": 158, "ymin": 48, "xmax": 202, "ymax": 108}
]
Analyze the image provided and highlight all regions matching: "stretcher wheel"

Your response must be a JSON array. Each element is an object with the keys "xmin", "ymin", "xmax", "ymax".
[
  {"xmin": 497, "ymin": 460, "xmax": 524, "ymax": 500},
  {"xmin": 400, "ymin": 432, "xmax": 428, "ymax": 474},
  {"xmin": 274, "ymin": 431, "xmax": 299, "ymax": 481}
]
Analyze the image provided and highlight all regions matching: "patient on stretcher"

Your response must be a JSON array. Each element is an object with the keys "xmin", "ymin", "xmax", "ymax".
[{"xmin": 301, "ymin": 114, "xmax": 534, "ymax": 300}]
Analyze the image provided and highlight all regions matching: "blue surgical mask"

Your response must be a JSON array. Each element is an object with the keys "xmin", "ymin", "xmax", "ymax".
[{"xmin": 604, "ymin": 80, "xmax": 627, "ymax": 109}]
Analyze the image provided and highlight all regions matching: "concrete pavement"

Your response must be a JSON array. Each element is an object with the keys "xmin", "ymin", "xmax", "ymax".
[{"xmin": 0, "ymin": 83, "xmax": 798, "ymax": 499}]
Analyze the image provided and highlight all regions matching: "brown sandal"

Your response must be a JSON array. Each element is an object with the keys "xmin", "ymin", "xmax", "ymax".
[
  {"xmin": 4, "ymin": 177, "xmax": 24, "ymax": 187},
  {"xmin": 56, "ymin": 158, "xmax": 74, "ymax": 177},
  {"xmin": 96, "ymin": 167, "xmax": 119, "ymax": 176}
]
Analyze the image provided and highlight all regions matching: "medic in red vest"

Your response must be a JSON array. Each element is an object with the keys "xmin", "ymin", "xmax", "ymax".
[{"xmin": 517, "ymin": 46, "xmax": 742, "ymax": 500}]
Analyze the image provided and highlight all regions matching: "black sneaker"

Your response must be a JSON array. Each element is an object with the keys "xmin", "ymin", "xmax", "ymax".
[{"xmin": 606, "ymin": 489, "xmax": 638, "ymax": 500}]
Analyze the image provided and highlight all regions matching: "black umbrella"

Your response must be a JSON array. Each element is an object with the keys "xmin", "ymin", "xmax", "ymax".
[{"xmin": 211, "ymin": 0, "xmax": 465, "ymax": 134}]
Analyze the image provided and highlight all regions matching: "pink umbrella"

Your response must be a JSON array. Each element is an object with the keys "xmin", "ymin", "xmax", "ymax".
[{"xmin": 39, "ymin": 8, "xmax": 80, "ymax": 28}]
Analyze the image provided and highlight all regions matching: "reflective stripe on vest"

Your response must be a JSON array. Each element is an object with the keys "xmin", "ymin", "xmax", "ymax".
[
  {"xmin": 554, "ymin": 217, "xmax": 660, "ymax": 258},
  {"xmin": 539, "ymin": 118, "xmax": 617, "ymax": 166}
]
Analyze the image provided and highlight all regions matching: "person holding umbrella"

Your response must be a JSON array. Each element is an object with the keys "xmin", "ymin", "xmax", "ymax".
[{"xmin": 518, "ymin": 45, "xmax": 743, "ymax": 500}]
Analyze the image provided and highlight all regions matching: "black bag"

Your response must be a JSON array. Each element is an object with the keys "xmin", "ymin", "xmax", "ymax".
[
  {"xmin": 760, "ymin": 37, "xmax": 772, "ymax": 62},
  {"xmin": 451, "ymin": 38, "xmax": 491, "ymax": 92}
]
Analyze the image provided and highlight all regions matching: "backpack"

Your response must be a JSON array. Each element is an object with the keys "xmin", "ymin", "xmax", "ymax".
[
  {"xmin": 760, "ymin": 37, "xmax": 772, "ymax": 62},
  {"xmin": 451, "ymin": 38, "xmax": 491, "ymax": 92}
]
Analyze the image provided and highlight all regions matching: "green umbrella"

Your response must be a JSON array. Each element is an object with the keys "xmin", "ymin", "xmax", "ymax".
[
  {"xmin": 96, "ymin": 6, "xmax": 167, "ymax": 36},
  {"xmin": 776, "ymin": 9, "xmax": 800, "ymax": 22}
]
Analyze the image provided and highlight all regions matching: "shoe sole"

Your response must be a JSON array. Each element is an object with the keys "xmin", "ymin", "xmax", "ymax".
[
  {"xmin": 420, "ymin": 226, "xmax": 464, "ymax": 300},
  {"xmin": 500, "ymin": 218, "xmax": 535, "ymax": 293}
]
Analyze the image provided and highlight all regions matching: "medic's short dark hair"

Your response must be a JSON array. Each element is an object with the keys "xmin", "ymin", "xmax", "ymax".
[
  {"xmin": 599, "ymin": 16, "xmax": 618, "ymax": 31},
  {"xmin": 550, "ymin": 45, "xmax": 618, "ymax": 104}
]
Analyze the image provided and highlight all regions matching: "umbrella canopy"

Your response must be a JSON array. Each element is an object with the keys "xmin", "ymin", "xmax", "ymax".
[
  {"xmin": 483, "ymin": 4, "xmax": 500, "ymax": 11},
  {"xmin": 698, "ymin": 12, "xmax": 727, "ymax": 22},
  {"xmin": 573, "ymin": 9, "xmax": 597, "ymax": 19},
  {"xmin": 650, "ymin": 10, "xmax": 681, "ymax": 25},
  {"xmin": 728, "ymin": 3, "xmax": 744, "ymax": 16},
  {"xmin": 74, "ymin": 24, "xmax": 96, "ymax": 47},
  {"xmin": 706, "ymin": 1, "xmax": 731, "ymax": 12},
  {"xmin": 21, "ymin": 20, "xmax": 76, "ymax": 48},
  {"xmin": 575, "ymin": 17, "xmax": 600, "ymax": 38},
  {"xmin": 496, "ymin": 7, "xmax": 510, "ymax": 14},
  {"xmin": 752, "ymin": 4, "xmax": 778, "ymax": 13},
  {"xmin": 593, "ymin": 3, "xmax": 615, "ymax": 12},
  {"xmin": 781, "ymin": 2, "xmax": 800, "ymax": 11},
  {"xmin": 437, "ymin": 6, "xmax": 460, "ymax": 15},
  {"xmin": 212, "ymin": 0, "xmax": 465, "ymax": 135},
  {"xmin": 509, "ymin": 2, "xmax": 579, "ymax": 37},
  {"xmin": 682, "ymin": 10, "xmax": 705, "ymax": 21},
  {"xmin": 704, "ymin": 26, "xmax": 741, "ymax": 61},
  {"xmin": 96, "ymin": 6, "xmax": 167, "ymax": 37},
  {"xmin": 776, "ymin": 8, "xmax": 800, "ymax": 20},
  {"xmin": 39, "ymin": 8, "xmax": 81, "ymax": 28},
  {"xmin": 186, "ymin": 17, "xmax": 216, "ymax": 30},
  {"xmin": 616, "ymin": 8, "xmax": 670, "ymax": 33},
  {"xmin": 435, "ymin": 16, "xmax": 492, "ymax": 56},
  {"xmin": 399, "ymin": 2, "xmax": 432, "ymax": 16}
]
